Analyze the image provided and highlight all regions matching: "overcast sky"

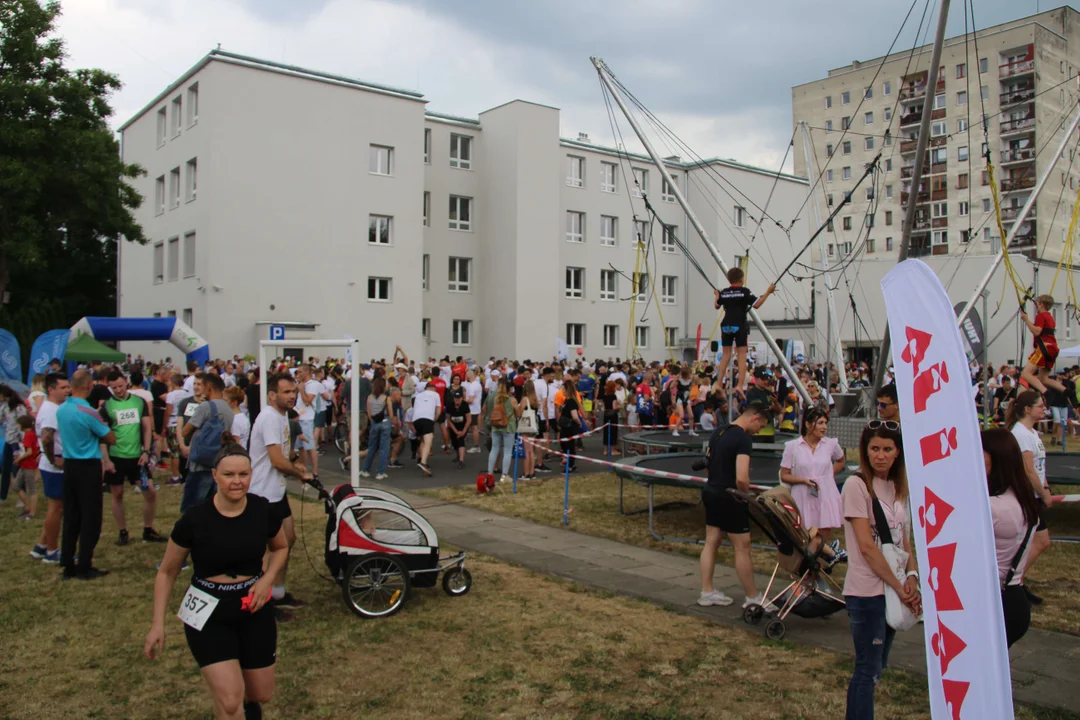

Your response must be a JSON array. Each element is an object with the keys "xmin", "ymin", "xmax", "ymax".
[{"xmin": 59, "ymin": 0, "xmax": 1059, "ymax": 171}]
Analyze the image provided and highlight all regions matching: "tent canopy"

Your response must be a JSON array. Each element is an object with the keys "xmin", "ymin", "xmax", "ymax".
[
  {"xmin": 1058, "ymin": 344, "xmax": 1080, "ymax": 359},
  {"xmin": 64, "ymin": 333, "xmax": 125, "ymax": 363}
]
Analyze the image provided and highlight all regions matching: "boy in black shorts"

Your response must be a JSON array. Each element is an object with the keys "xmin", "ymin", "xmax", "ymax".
[
  {"xmin": 446, "ymin": 390, "xmax": 471, "ymax": 469},
  {"xmin": 713, "ymin": 268, "xmax": 775, "ymax": 399}
]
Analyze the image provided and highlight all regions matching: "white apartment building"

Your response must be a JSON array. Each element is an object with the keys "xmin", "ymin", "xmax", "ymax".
[
  {"xmin": 791, "ymin": 6, "xmax": 1080, "ymax": 366},
  {"xmin": 118, "ymin": 49, "xmax": 821, "ymax": 364}
]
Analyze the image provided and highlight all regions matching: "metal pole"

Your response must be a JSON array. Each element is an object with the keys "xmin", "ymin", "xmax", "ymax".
[
  {"xmin": 956, "ymin": 102, "xmax": 1080, "ymax": 329},
  {"xmin": 799, "ymin": 121, "xmax": 848, "ymax": 392},
  {"xmin": 593, "ymin": 57, "xmax": 812, "ymax": 407},
  {"xmin": 872, "ymin": 0, "xmax": 951, "ymax": 396}
]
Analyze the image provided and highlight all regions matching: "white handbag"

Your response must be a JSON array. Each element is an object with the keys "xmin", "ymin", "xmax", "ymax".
[
  {"xmin": 873, "ymin": 498, "xmax": 919, "ymax": 631},
  {"xmin": 518, "ymin": 398, "xmax": 539, "ymax": 435}
]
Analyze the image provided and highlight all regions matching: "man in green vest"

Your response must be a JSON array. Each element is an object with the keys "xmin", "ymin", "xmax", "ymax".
[{"xmin": 100, "ymin": 369, "xmax": 165, "ymax": 546}]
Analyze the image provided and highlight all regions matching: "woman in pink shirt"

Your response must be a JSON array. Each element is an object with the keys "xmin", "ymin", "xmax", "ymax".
[{"xmin": 779, "ymin": 407, "xmax": 846, "ymax": 546}]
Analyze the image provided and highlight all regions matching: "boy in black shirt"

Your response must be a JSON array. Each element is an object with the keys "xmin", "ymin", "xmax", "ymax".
[{"xmin": 713, "ymin": 268, "xmax": 775, "ymax": 399}]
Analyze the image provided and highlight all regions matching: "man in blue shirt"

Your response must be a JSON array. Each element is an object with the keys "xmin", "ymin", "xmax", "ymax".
[{"xmin": 57, "ymin": 369, "xmax": 116, "ymax": 580}]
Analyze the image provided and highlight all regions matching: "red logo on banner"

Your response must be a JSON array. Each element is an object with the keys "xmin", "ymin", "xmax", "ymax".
[
  {"xmin": 920, "ymin": 427, "xmax": 958, "ymax": 465},
  {"xmin": 901, "ymin": 326, "xmax": 934, "ymax": 376},
  {"xmin": 912, "ymin": 361, "xmax": 949, "ymax": 413},
  {"xmin": 919, "ymin": 486, "xmax": 955, "ymax": 545},
  {"xmin": 941, "ymin": 679, "xmax": 970, "ymax": 720},
  {"xmin": 931, "ymin": 616, "xmax": 968, "ymax": 674},
  {"xmin": 928, "ymin": 543, "xmax": 964, "ymax": 611}
]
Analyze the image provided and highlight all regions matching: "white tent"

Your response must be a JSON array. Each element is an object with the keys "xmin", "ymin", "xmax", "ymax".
[{"xmin": 1058, "ymin": 344, "xmax": 1080, "ymax": 358}]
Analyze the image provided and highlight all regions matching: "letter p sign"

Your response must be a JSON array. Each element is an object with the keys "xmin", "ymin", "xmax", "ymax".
[{"xmin": 269, "ymin": 325, "xmax": 286, "ymax": 341}]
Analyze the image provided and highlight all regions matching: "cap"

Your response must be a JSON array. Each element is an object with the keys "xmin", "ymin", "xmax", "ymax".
[
  {"xmin": 394, "ymin": 363, "xmax": 407, "ymax": 370},
  {"xmin": 452, "ymin": 389, "xmax": 465, "ymax": 398},
  {"xmin": 491, "ymin": 370, "xmax": 501, "ymax": 378}
]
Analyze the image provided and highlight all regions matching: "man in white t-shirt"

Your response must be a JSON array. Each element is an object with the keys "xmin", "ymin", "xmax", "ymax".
[
  {"xmin": 464, "ymin": 369, "xmax": 484, "ymax": 453},
  {"xmin": 28, "ymin": 373, "xmax": 71, "ymax": 564},
  {"xmin": 162, "ymin": 373, "xmax": 189, "ymax": 485},
  {"xmin": 293, "ymin": 364, "xmax": 326, "ymax": 479},
  {"xmin": 181, "ymin": 361, "xmax": 198, "ymax": 395},
  {"xmin": 1010, "ymin": 393, "xmax": 1053, "ymax": 606},
  {"xmin": 249, "ymin": 372, "xmax": 312, "ymax": 619},
  {"xmin": 410, "ymin": 381, "xmax": 442, "ymax": 476}
]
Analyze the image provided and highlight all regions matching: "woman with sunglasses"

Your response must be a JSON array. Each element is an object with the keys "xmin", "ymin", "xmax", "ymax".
[
  {"xmin": 1006, "ymin": 391, "xmax": 1053, "ymax": 606},
  {"xmin": 145, "ymin": 443, "xmax": 288, "ymax": 720},
  {"xmin": 780, "ymin": 408, "xmax": 847, "ymax": 549},
  {"xmin": 841, "ymin": 421, "xmax": 920, "ymax": 720}
]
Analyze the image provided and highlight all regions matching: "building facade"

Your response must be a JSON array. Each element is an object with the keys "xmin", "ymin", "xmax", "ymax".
[{"xmin": 118, "ymin": 50, "xmax": 819, "ymax": 364}]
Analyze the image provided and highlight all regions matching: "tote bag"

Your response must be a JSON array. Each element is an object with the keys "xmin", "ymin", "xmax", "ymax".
[
  {"xmin": 518, "ymin": 398, "xmax": 539, "ymax": 435},
  {"xmin": 872, "ymin": 497, "xmax": 919, "ymax": 631}
]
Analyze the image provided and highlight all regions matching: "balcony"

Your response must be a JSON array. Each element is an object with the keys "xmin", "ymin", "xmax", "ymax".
[
  {"xmin": 1001, "ymin": 206, "xmax": 1035, "ymax": 222},
  {"xmin": 931, "ymin": 187, "xmax": 948, "ymax": 201},
  {"xmin": 900, "ymin": 83, "xmax": 927, "ymax": 102},
  {"xmin": 932, "ymin": 217, "xmax": 948, "ymax": 229},
  {"xmin": 1002, "ymin": 176, "xmax": 1035, "ymax": 193},
  {"xmin": 901, "ymin": 190, "xmax": 930, "ymax": 205},
  {"xmin": 929, "ymin": 162, "xmax": 948, "ymax": 176},
  {"xmin": 1000, "ymin": 87, "xmax": 1035, "ymax": 107},
  {"xmin": 1001, "ymin": 147, "xmax": 1035, "ymax": 165},
  {"xmin": 899, "ymin": 111, "xmax": 922, "ymax": 127},
  {"xmin": 901, "ymin": 165, "xmax": 915, "ymax": 179},
  {"xmin": 1001, "ymin": 116, "xmax": 1035, "ymax": 136},
  {"xmin": 1000, "ymin": 58, "xmax": 1035, "ymax": 80},
  {"xmin": 1010, "ymin": 233, "xmax": 1036, "ymax": 249}
]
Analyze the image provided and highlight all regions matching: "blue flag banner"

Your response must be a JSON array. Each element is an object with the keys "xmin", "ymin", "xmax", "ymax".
[
  {"xmin": 27, "ymin": 329, "xmax": 71, "ymax": 383},
  {"xmin": 0, "ymin": 330, "xmax": 21, "ymax": 383}
]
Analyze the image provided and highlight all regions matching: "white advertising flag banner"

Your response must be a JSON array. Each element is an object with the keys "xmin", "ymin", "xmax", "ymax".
[{"xmin": 881, "ymin": 260, "xmax": 1013, "ymax": 719}]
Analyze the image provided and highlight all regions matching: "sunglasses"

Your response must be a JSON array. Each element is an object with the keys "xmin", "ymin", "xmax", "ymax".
[
  {"xmin": 866, "ymin": 420, "xmax": 900, "ymax": 431},
  {"xmin": 876, "ymin": 401, "xmax": 895, "ymax": 409}
]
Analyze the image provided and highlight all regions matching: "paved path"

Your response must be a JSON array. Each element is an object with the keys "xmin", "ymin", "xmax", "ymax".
[{"xmin": 294, "ymin": 461, "xmax": 1080, "ymax": 714}]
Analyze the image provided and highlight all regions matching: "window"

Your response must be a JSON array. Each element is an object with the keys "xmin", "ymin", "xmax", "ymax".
[
  {"xmin": 422, "ymin": 254, "xmax": 429, "ymax": 290},
  {"xmin": 449, "ymin": 196, "xmax": 472, "ymax": 230},
  {"xmin": 961, "ymin": 229, "xmax": 971, "ymax": 243},
  {"xmin": 884, "ymin": 81, "xmax": 892, "ymax": 96},
  {"xmin": 825, "ymin": 95, "xmax": 832, "ymax": 109},
  {"xmin": 423, "ymin": 191, "xmax": 430, "ymax": 227},
  {"xmin": 566, "ymin": 324, "xmax": 585, "ymax": 347},
  {"xmin": 957, "ymin": 146, "xmax": 969, "ymax": 162},
  {"xmin": 865, "ymin": 86, "xmax": 873, "ymax": 99},
  {"xmin": 632, "ymin": 167, "xmax": 648, "ymax": 197},
  {"xmin": 959, "ymin": 201, "xmax": 969, "ymax": 216},
  {"xmin": 931, "ymin": 147, "xmax": 947, "ymax": 164},
  {"xmin": 167, "ymin": 237, "xmax": 179, "ymax": 282},
  {"xmin": 884, "ymin": 133, "xmax": 892, "ymax": 147},
  {"xmin": 885, "ymin": 210, "xmax": 893, "ymax": 225},
  {"xmin": 979, "ymin": 57, "xmax": 988, "ymax": 73},
  {"xmin": 934, "ymin": 94, "xmax": 946, "ymax": 110},
  {"xmin": 155, "ymin": 175, "xmax": 165, "ymax": 215},
  {"xmin": 182, "ymin": 308, "xmax": 193, "ymax": 327},
  {"xmin": 842, "ymin": 140, "xmax": 852, "ymax": 155},
  {"xmin": 842, "ymin": 166, "xmax": 851, "ymax": 180},
  {"xmin": 566, "ymin": 211, "xmax": 584, "ymax": 243},
  {"xmin": 183, "ymin": 231, "xmax": 196, "ymax": 277},
  {"xmin": 368, "ymin": 215, "xmax": 392, "ymax": 245},
  {"xmin": 661, "ymin": 224, "xmax": 677, "ymax": 253},
  {"xmin": 841, "ymin": 91, "xmax": 850, "ymax": 105},
  {"xmin": 603, "ymin": 325, "xmax": 618, "ymax": 348},
  {"xmin": 661, "ymin": 275, "xmax": 677, "ymax": 305},
  {"xmin": 826, "ymin": 169, "xmax": 834, "ymax": 183},
  {"xmin": 424, "ymin": 128, "xmax": 431, "ymax": 164},
  {"xmin": 448, "ymin": 257, "xmax": 471, "ymax": 292},
  {"xmin": 600, "ymin": 269, "xmax": 617, "ymax": 300},
  {"xmin": 167, "ymin": 310, "xmax": 176, "ymax": 318},
  {"xmin": 449, "ymin": 134, "xmax": 472, "ymax": 169},
  {"xmin": 957, "ymin": 118, "xmax": 969, "ymax": 133},
  {"xmin": 958, "ymin": 173, "xmax": 969, "ymax": 189},
  {"xmin": 983, "ymin": 198, "xmax": 991, "ymax": 212},
  {"xmin": 932, "ymin": 230, "xmax": 948, "ymax": 247},
  {"xmin": 153, "ymin": 242, "xmax": 164, "ymax": 284},
  {"xmin": 886, "ymin": 237, "xmax": 894, "ymax": 251},
  {"xmin": 931, "ymin": 121, "xmax": 947, "ymax": 137},
  {"xmin": 841, "ymin": 116, "xmax": 851, "ymax": 130},
  {"xmin": 156, "ymin": 108, "xmax": 167, "ymax": 147},
  {"xmin": 885, "ymin": 185, "xmax": 893, "ymax": 199},
  {"xmin": 733, "ymin": 206, "xmax": 746, "ymax": 228},
  {"xmin": 634, "ymin": 272, "xmax": 649, "ymax": 301},
  {"xmin": 956, "ymin": 91, "xmax": 967, "ymax": 106},
  {"xmin": 825, "ymin": 120, "xmax": 833, "ymax": 132},
  {"xmin": 600, "ymin": 215, "xmax": 617, "ymax": 246},
  {"xmin": 367, "ymin": 277, "xmax": 391, "ymax": 302},
  {"xmin": 983, "ymin": 227, "xmax": 992, "ymax": 241},
  {"xmin": 635, "ymin": 326, "xmax": 649, "ymax": 348},
  {"xmin": 662, "ymin": 173, "xmax": 678, "ymax": 202},
  {"xmin": 171, "ymin": 95, "xmax": 182, "ymax": 137},
  {"xmin": 839, "ymin": 241, "xmax": 853, "ymax": 254},
  {"xmin": 885, "ymin": 158, "xmax": 892, "ymax": 172},
  {"xmin": 169, "ymin": 167, "xmax": 180, "ymax": 208},
  {"xmin": 665, "ymin": 327, "xmax": 678, "ymax": 348},
  {"xmin": 842, "ymin": 216, "xmax": 853, "ymax": 231},
  {"xmin": 369, "ymin": 145, "xmax": 393, "ymax": 175},
  {"xmin": 866, "ymin": 237, "xmax": 876, "ymax": 253},
  {"xmin": 932, "ymin": 202, "xmax": 948, "ymax": 218},
  {"xmin": 982, "ymin": 170, "xmax": 989, "ymax": 186},
  {"xmin": 865, "ymin": 136, "xmax": 875, "ymax": 151},
  {"xmin": 186, "ymin": 84, "xmax": 198, "ymax": 126},
  {"xmin": 567, "ymin": 156, "xmax": 585, "ymax": 187},
  {"xmin": 826, "ymin": 219, "xmax": 834, "ymax": 232},
  {"xmin": 826, "ymin": 144, "xmax": 834, "ymax": 157},
  {"xmin": 827, "ymin": 243, "xmax": 834, "ymax": 257},
  {"xmin": 824, "ymin": 193, "xmax": 833, "ymax": 207},
  {"xmin": 422, "ymin": 318, "xmax": 431, "ymax": 340},
  {"xmin": 600, "ymin": 162, "xmax": 617, "ymax": 193},
  {"xmin": 981, "ymin": 85, "xmax": 989, "ymax": 101},
  {"xmin": 884, "ymin": 107, "xmax": 892, "ymax": 121},
  {"xmin": 452, "ymin": 320, "xmax": 471, "ymax": 346},
  {"xmin": 565, "ymin": 267, "xmax": 584, "ymax": 299},
  {"xmin": 866, "ymin": 188, "xmax": 874, "ymax": 201},
  {"xmin": 956, "ymin": 63, "xmax": 966, "ymax": 79},
  {"xmin": 864, "ymin": 111, "xmax": 874, "ymax": 125},
  {"xmin": 185, "ymin": 158, "xmax": 197, "ymax": 202},
  {"xmin": 633, "ymin": 220, "xmax": 648, "ymax": 244}
]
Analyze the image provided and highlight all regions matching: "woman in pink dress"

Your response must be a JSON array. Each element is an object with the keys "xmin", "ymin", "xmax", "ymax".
[{"xmin": 779, "ymin": 407, "xmax": 847, "ymax": 545}]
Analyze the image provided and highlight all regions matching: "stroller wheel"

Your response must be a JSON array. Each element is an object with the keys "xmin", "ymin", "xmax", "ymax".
[
  {"xmin": 742, "ymin": 604, "xmax": 764, "ymax": 625},
  {"xmin": 341, "ymin": 553, "xmax": 411, "ymax": 619},
  {"xmin": 765, "ymin": 619, "xmax": 786, "ymax": 641},
  {"xmin": 442, "ymin": 567, "xmax": 473, "ymax": 597}
]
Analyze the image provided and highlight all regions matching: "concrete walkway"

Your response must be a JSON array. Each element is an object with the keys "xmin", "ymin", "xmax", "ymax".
[{"xmin": 291, "ymin": 469, "xmax": 1080, "ymax": 713}]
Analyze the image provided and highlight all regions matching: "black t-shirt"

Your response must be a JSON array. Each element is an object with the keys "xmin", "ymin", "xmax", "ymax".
[
  {"xmin": 706, "ymin": 425, "xmax": 753, "ymax": 490},
  {"xmin": 170, "ymin": 494, "xmax": 282, "ymax": 579},
  {"xmin": 603, "ymin": 393, "xmax": 619, "ymax": 417},
  {"xmin": 1045, "ymin": 384, "xmax": 1068, "ymax": 409},
  {"xmin": 150, "ymin": 380, "xmax": 168, "ymax": 412},
  {"xmin": 561, "ymin": 398, "xmax": 579, "ymax": 422},
  {"xmin": 447, "ymin": 401, "xmax": 469, "ymax": 428},
  {"xmin": 993, "ymin": 386, "xmax": 1016, "ymax": 409},
  {"xmin": 88, "ymin": 383, "xmax": 112, "ymax": 410},
  {"xmin": 716, "ymin": 286, "xmax": 757, "ymax": 329},
  {"xmin": 245, "ymin": 383, "xmax": 261, "ymax": 421},
  {"xmin": 745, "ymin": 386, "xmax": 773, "ymax": 409}
]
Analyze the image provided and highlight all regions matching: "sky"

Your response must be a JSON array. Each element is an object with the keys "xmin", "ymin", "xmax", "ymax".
[{"xmin": 57, "ymin": 0, "xmax": 1061, "ymax": 172}]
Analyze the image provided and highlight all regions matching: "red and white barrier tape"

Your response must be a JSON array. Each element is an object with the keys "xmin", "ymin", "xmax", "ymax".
[
  {"xmin": 529, "ymin": 422, "xmax": 612, "ymax": 444},
  {"xmin": 1052, "ymin": 493, "xmax": 1080, "ymax": 504}
]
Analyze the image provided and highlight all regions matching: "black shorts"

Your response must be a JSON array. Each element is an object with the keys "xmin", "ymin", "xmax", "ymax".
[
  {"xmin": 537, "ymin": 419, "xmax": 548, "ymax": 435},
  {"xmin": 450, "ymin": 428, "xmax": 466, "ymax": 449},
  {"xmin": 414, "ymin": 418, "xmax": 435, "ymax": 438},
  {"xmin": 1037, "ymin": 495, "xmax": 1049, "ymax": 532},
  {"xmin": 436, "ymin": 412, "xmax": 446, "ymax": 425},
  {"xmin": 270, "ymin": 495, "xmax": 292, "ymax": 521},
  {"xmin": 184, "ymin": 576, "xmax": 277, "ymax": 669},
  {"xmin": 721, "ymin": 327, "xmax": 749, "ymax": 349},
  {"xmin": 105, "ymin": 456, "xmax": 142, "ymax": 486},
  {"xmin": 702, "ymin": 487, "xmax": 750, "ymax": 534}
]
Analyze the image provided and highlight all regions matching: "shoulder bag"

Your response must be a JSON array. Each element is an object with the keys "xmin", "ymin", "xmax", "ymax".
[
  {"xmin": 518, "ymin": 398, "xmax": 538, "ymax": 435},
  {"xmin": 872, "ymin": 496, "xmax": 919, "ymax": 631}
]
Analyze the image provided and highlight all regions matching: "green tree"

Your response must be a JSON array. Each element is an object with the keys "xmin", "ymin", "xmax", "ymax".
[{"xmin": 0, "ymin": 0, "xmax": 145, "ymax": 355}]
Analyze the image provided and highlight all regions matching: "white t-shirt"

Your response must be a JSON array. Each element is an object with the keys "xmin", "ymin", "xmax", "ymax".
[
  {"xmin": 182, "ymin": 375, "xmax": 195, "ymax": 394},
  {"xmin": 322, "ymin": 377, "xmax": 336, "ymax": 400},
  {"xmin": 609, "ymin": 371, "xmax": 627, "ymax": 385},
  {"xmin": 412, "ymin": 389, "xmax": 440, "ymax": 421},
  {"xmin": 36, "ymin": 399, "xmax": 62, "ymax": 473},
  {"xmin": 249, "ymin": 406, "xmax": 291, "ymax": 503},
  {"xmin": 534, "ymin": 379, "xmax": 549, "ymax": 420},
  {"xmin": 294, "ymin": 379, "xmax": 323, "ymax": 421},
  {"xmin": 1011, "ymin": 423, "xmax": 1047, "ymax": 489},
  {"xmin": 231, "ymin": 412, "xmax": 251, "ymax": 451},
  {"xmin": 130, "ymin": 387, "xmax": 154, "ymax": 409},
  {"xmin": 439, "ymin": 365, "xmax": 452, "ymax": 384},
  {"xmin": 465, "ymin": 380, "xmax": 483, "ymax": 415},
  {"xmin": 165, "ymin": 389, "xmax": 188, "ymax": 427}
]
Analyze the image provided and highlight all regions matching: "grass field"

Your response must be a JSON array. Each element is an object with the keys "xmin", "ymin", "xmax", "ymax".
[
  {"xmin": 420, "ymin": 471, "xmax": 1080, "ymax": 636},
  {"xmin": 2, "ymin": 483, "xmax": 1077, "ymax": 720}
]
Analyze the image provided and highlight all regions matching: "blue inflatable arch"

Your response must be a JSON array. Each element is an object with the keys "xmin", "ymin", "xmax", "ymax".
[{"xmin": 69, "ymin": 317, "xmax": 210, "ymax": 367}]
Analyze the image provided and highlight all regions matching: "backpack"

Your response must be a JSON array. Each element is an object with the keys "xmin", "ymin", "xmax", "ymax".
[
  {"xmin": 490, "ymin": 398, "xmax": 509, "ymax": 428},
  {"xmin": 189, "ymin": 401, "xmax": 227, "ymax": 467}
]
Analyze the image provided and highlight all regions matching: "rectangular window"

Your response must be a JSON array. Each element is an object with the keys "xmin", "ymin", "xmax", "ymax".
[
  {"xmin": 864, "ymin": 111, "xmax": 874, "ymax": 125},
  {"xmin": 167, "ymin": 310, "xmax": 175, "ymax": 318},
  {"xmin": 981, "ymin": 85, "xmax": 989, "ymax": 101},
  {"xmin": 422, "ymin": 318, "xmax": 430, "ymax": 340},
  {"xmin": 932, "ymin": 202, "xmax": 948, "ymax": 218},
  {"xmin": 884, "ymin": 107, "xmax": 892, "ymax": 121},
  {"xmin": 153, "ymin": 242, "xmax": 164, "ymax": 284},
  {"xmin": 423, "ymin": 191, "xmax": 430, "ymax": 227},
  {"xmin": 842, "ymin": 166, "xmax": 851, "ymax": 180},
  {"xmin": 842, "ymin": 216, "xmax": 852, "ymax": 231},
  {"xmin": 661, "ymin": 275, "xmax": 677, "ymax": 305},
  {"xmin": 884, "ymin": 80, "xmax": 891, "ymax": 96},
  {"xmin": 866, "ymin": 214, "xmax": 875, "ymax": 228},
  {"xmin": 169, "ymin": 167, "xmax": 180, "ymax": 208},
  {"xmin": 665, "ymin": 327, "xmax": 678, "ymax": 348},
  {"xmin": 932, "ymin": 230, "xmax": 948, "ymax": 246},
  {"xmin": 449, "ymin": 134, "xmax": 472, "ymax": 169},
  {"xmin": 866, "ymin": 237, "xmax": 876, "ymax": 253},
  {"xmin": 983, "ymin": 198, "xmax": 991, "ymax": 212},
  {"xmin": 566, "ymin": 211, "xmax": 584, "ymax": 243},
  {"xmin": 182, "ymin": 308, "xmax": 193, "ymax": 327},
  {"xmin": 957, "ymin": 118, "xmax": 969, "ymax": 133},
  {"xmin": 733, "ymin": 206, "xmax": 746, "ymax": 228},
  {"xmin": 156, "ymin": 108, "xmax": 167, "ymax": 147},
  {"xmin": 957, "ymin": 146, "xmax": 969, "ymax": 162},
  {"xmin": 185, "ymin": 158, "xmax": 197, "ymax": 202},
  {"xmin": 841, "ymin": 91, "xmax": 850, "ymax": 105},
  {"xmin": 843, "ymin": 140, "xmax": 852, "ymax": 155},
  {"xmin": 961, "ymin": 229, "xmax": 971, "ymax": 244},
  {"xmin": 367, "ymin": 277, "xmax": 391, "ymax": 302},
  {"xmin": 826, "ymin": 144, "xmax": 834, "ymax": 157},
  {"xmin": 183, "ymin": 231, "xmax": 196, "ymax": 277},
  {"xmin": 885, "ymin": 210, "xmax": 893, "ymax": 225},
  {"xmin": 956, "ymin": 91, "xmax": 967, "ymax": 106},
  {"xmin": 934, "ymin": 93, "xmax": 946, "ymax": 110},
  {"xmin": 186, "ymin": 83, "xmax": 198, "ymax": 126},
  {"xmin": 171, "ymin": 95, "xmax": 182, "ymax": 137},
  {"xmin": 448, "ymin": 257, "xmax": 471, "ymax": 292},
  {"xmin": 958, "ymin": 173, "xmax": 969, "ymax": 189},
  {"xmin": 931, "ymin": 147, "xmax": 947, "ymax": 164},
  {"xmin": 982, "ymin": 170, "xmax": 989, "ymax": 186},
  {"xmin": 632, "ymin": 167, "xmax": 647, "ymax": 197},
  {"xmin": 662, "ymin": 224, "xmax": 677, "ymax": 253},
  {"xmin": 603, "ymin": 325, "xmax": 618, "ymax": 348},
  {"xmin": 842, "ymin": 116, "xmax": 850, "ymax": 130},
  {"xmin": 886, "ymin": 237, "xmax": 894, "ymax": 251},
  {"xmin": 368, "ymin": 215, "xmax": 392, "ymax": 245},
  {"xmin": 635, "ymin": 326, "xmax": 649, "ymax": 348},
  {"xmin": 566, "ymin": 324, "xmax": 585, "ymax": 347},
  {"xmin": 959, "ymin": 201, "xmax": 969, "ymax": 216},
  {"xmin": 885, "ymin": 184, "xmax": 893, "ymax": 199},
  {"xmin": 866, "ymin": 188, "xmax": 874, "ymax": 201},
  {"xmin": 600, "ymin": 215, "xmax": 617, "ymax": 246},
  {"xmin": 825, "ymin": 95, "xmax": 833, "ymax": 109},
  {"xmin": 424, "ymin": 128, "xmax": 431, "ymax": 164},
  {"xmin": 827, "ymin": 194, "xmax": 834, "ymax": 207},
  {"xmin": 155, "ymin": 175, "xmax": 165, "ymax": 215},
  {"xmin": 634, "ymin": 272, "xmax": 649, "ymax": 301},
  {"xmin": 600, "ymin": 162, "xmax": 617, "ymax": 193},
  {"xmin": 600, "ymin": 269, "xmax": 617, "ymax": 301},
  {"xmin": 449, "ymin": 196, "xmax": 472, "ymax": 230},
  {"xmin": 826, "ymin": 169, "xmax": 833, "ymax": 183},
  {"xmin": 565, "ymin": 267, "xmax": 584, "ymax": 299},
  {"xmin": 422, "ymin": 254, "xmax": 429, "ymax": 291},
  {"xmin": 167, "ymin": 237, "xmax": 179, "ymax": 282},
  {"xmin": 864, "ymin": 86, "xmax": 873, "ymax": 99},
  {"xmin": 452, "ymin": 320, "xmax": 472, "ymax": 346},
  {"xmin": 956, "ymin": 63, "xmax": 966, "ymax": 79},
  {"xmin": 865, "ymin": 136, "xmax": 875, "ymax": 151},
  {"xmin": 662, "ymin": 173, "xmax": 678, "ymax": 202},
  {"xmin": 886, "ymin": 158, "xmax": 892, "ymax": 172},
  {"xmin": 567, "ymin": 156, "xmax": 585, "ymax": 187},
  {"xmin": 369, "ymin": 145, "xmax": 393, "ymax": 175},
  {"xmin": 979, "ymin": 57, "xmax": 988, "ymax": 73},
  {"xmin": 827, "ymin": 243, "xmax": 834, "ymax": 257},
  {"xmin": 931, "ymin": 121, "xmax": 947, "ymax": 137},
  {"xmin": 825, "ymin": 120, "xmax": 833, "ymax": 132},
  {"xmin": 633, "ymin": 220, "xmax": 648, "ymax": 244}
]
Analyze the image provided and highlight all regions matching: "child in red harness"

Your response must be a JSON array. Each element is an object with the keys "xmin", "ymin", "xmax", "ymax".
[{"xmin": 1021, "ymin": 294, "xmax": 1067, "ymax": 395}]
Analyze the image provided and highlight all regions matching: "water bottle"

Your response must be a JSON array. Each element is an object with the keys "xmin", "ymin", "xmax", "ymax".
[{"xmin": 140, "ymin": 464, "xmax": 150, "ymax": 492}]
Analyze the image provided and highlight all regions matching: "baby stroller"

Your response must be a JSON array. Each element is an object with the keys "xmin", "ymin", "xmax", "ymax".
[
  {"xmin": 728, "ymin": 486, "xmax": 845, "ymax": 640},
  {"xmin": 308, "ymin": 479, "xmax": 472, "ymax": 618}
]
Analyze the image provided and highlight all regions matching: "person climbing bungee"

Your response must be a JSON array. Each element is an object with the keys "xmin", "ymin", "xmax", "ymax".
[{"xmin": 713, "ymin": 268, "xmax": 775, "ymax": 399}]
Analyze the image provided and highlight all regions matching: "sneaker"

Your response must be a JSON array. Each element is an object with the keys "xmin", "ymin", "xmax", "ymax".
[
  {"xmin": 117, "ymin": 530, "xmax": 129, "ymax": 546},
  {"xmin": 142, "ymin": 528, "xmax": 167, "ymax": 543},
  {"xmin": 457, "ymin": 461, "xmax": 465, "ymax": 470},
  {"xmin": 742, "ymin": 594, "xmax": 779, "ymax": 613},
  {"xmin": 166, "ymin": 476, "xmax": 183, "ymax": 486},
  {"xmin": 387, "ymin": 461, "xmax": 404, "ymax": 469},
  {"xmin": 466, "ymin": 447, "xmax": 480, "ymax": 454},
  {"xmin": 359, "ymin": 470, "xmax": 371, "ymax": 478},
  {"xmin": 697, "ymin": 590, "xmax": 734, "ymax": 607},
  {"xmin": 671, "ymin": 430, "xmax": 680, "ymax": 437},
  {"xmin": 41, "ymin": 549, "xmax": 61, "ymax": 564},
  {"xmin": 275, "ymin": 592, "xmax": 307, "ymax": 610},
  {"xmin": 29, "ymin": 544, "xmax": 47, "ymax": 559},
  {"xmin": 536, "ymin": 465, "xmax": 552, "ymax": 473},
  {"xmin": 688, "ymin": 429, "xmax": 698, "ymax": 437},
  {"xmin": 317, "ymin": 448, "xmax": 326, "ymax": 456},
  {"xmin": 339, "ymin": 457, "xmax": 349, "ymax": 472},
  {"xmin": 419, "ymin": 463, "xmax": 432, "ymax": 477},
  {"xmin": 274, "ymin": 607, "xmax": 295, "ymax": 623},
  {"xmin": 375, "ymin": 473, "xmax": 388, "ymax": 481},
  {"xmin": 500, "ymin": 474, "xmax": 511, "ymax": 484},
  {"xmin": 78, "ymin": 568, "xmax": 111, "ymax": 581}
]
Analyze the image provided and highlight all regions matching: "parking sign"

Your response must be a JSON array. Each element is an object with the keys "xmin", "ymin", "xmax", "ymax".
[{"xmin": 269, "ymin": 325, "xmax": 286, "ymax": 341}]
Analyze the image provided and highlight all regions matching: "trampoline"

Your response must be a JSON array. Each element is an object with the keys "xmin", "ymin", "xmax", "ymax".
[
  {"xmin": 620, "ymin": 429, "xmax": 798, "ymax": 457},
  {"xmin": 1047, "ymin": 453, "xmax": 1080, "ymax": 485}
]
